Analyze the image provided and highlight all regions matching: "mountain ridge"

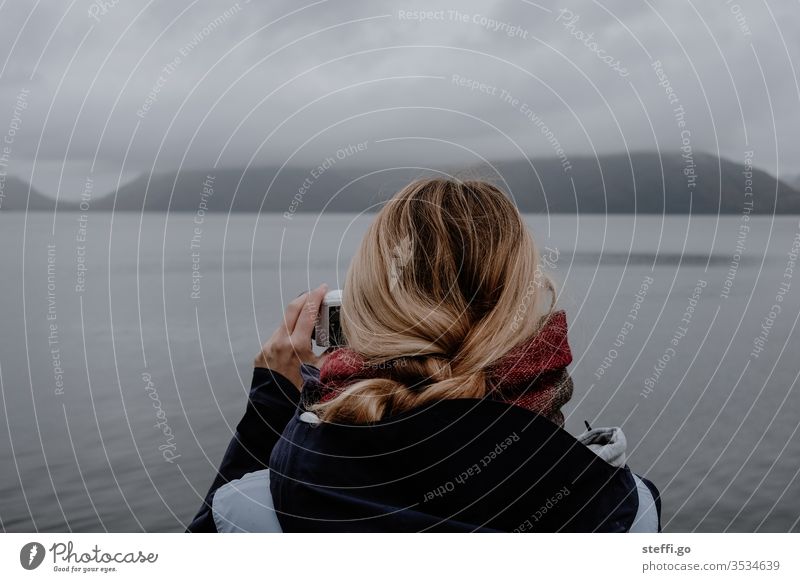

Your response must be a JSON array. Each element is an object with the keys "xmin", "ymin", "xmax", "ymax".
[{"xmin": 3, "ymin": 151, "xmax": 799, "ymax": 214}]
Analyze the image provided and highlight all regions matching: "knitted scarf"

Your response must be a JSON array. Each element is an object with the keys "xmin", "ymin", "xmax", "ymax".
[{"xmin": 315, "ymin": 310, "xmax": 574, "ymax": 426}]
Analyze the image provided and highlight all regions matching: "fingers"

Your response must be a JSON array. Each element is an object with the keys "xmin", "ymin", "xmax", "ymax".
[
  {"xmin": 280, "ymin": 290, "xmax": 312, "ymax": 336},
  {"xmin": 291, "ymin": 283, "xmax": 328, "ymax": 343},
  {"xmin": 256, "ymin": 284, "xmax": 328, "ymax": 369}
]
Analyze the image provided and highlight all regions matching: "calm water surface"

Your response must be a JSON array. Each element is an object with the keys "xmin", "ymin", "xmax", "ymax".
[{"xmin": 1, "ymin": 212, "xmax": 799, "ymax": 532}]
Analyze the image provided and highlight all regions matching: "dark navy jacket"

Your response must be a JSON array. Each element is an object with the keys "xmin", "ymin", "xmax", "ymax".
[{"xmin": 187, "ymin": 367, "xmax": 661, "ymax": 532}]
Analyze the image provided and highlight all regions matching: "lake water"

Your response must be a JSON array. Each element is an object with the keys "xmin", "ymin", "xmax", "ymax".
[{"xmin": 1, "ymin": 211, "xmax": 799, "ymax": 532}]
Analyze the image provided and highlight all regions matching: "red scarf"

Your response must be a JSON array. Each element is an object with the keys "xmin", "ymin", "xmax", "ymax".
[{"xmin": 317, "ymin": 310, "xmax": 574, "ymax": 426}]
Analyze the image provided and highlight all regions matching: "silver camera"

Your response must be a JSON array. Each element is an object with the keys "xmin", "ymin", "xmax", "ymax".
[{"xmin": 313, "ymin": 289, "xmax": 345, "ymax": 348}]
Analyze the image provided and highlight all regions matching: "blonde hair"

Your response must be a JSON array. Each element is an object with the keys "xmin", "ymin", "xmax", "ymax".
[{"xmin": 313, "ymin": 178, "xmax": 556, "ymax": 423}]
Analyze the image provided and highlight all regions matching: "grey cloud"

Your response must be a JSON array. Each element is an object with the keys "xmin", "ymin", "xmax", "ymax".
[{"xmin": 0, "ymin": 0, "xmax": 798, "ymax": 198}]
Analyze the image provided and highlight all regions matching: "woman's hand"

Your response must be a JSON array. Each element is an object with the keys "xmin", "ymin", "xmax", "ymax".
[{"xmin": 254, "ymin": 283, "xmax": 329, "ymax": 390}]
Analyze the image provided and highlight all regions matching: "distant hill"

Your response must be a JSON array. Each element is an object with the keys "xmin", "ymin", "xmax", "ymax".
[
  {"xmin": 0, "ymin": 176, "xmax": 57, "ymax": 211},
  {"xmin": 476, "ymin": 152, "xmax": 800, "ymax": 214},
  {"xmin": 785, "ymin": 173, "xmax": 800, "ymax": 190},
  {"xmin": 6, "ymin": 152, "xmax": 800, "ymax": 214}
]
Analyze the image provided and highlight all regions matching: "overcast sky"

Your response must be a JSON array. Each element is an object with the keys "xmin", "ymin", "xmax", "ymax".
[{"xmin": 1, "ymin": 0, "xmax": 799, "ymax": 199}]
